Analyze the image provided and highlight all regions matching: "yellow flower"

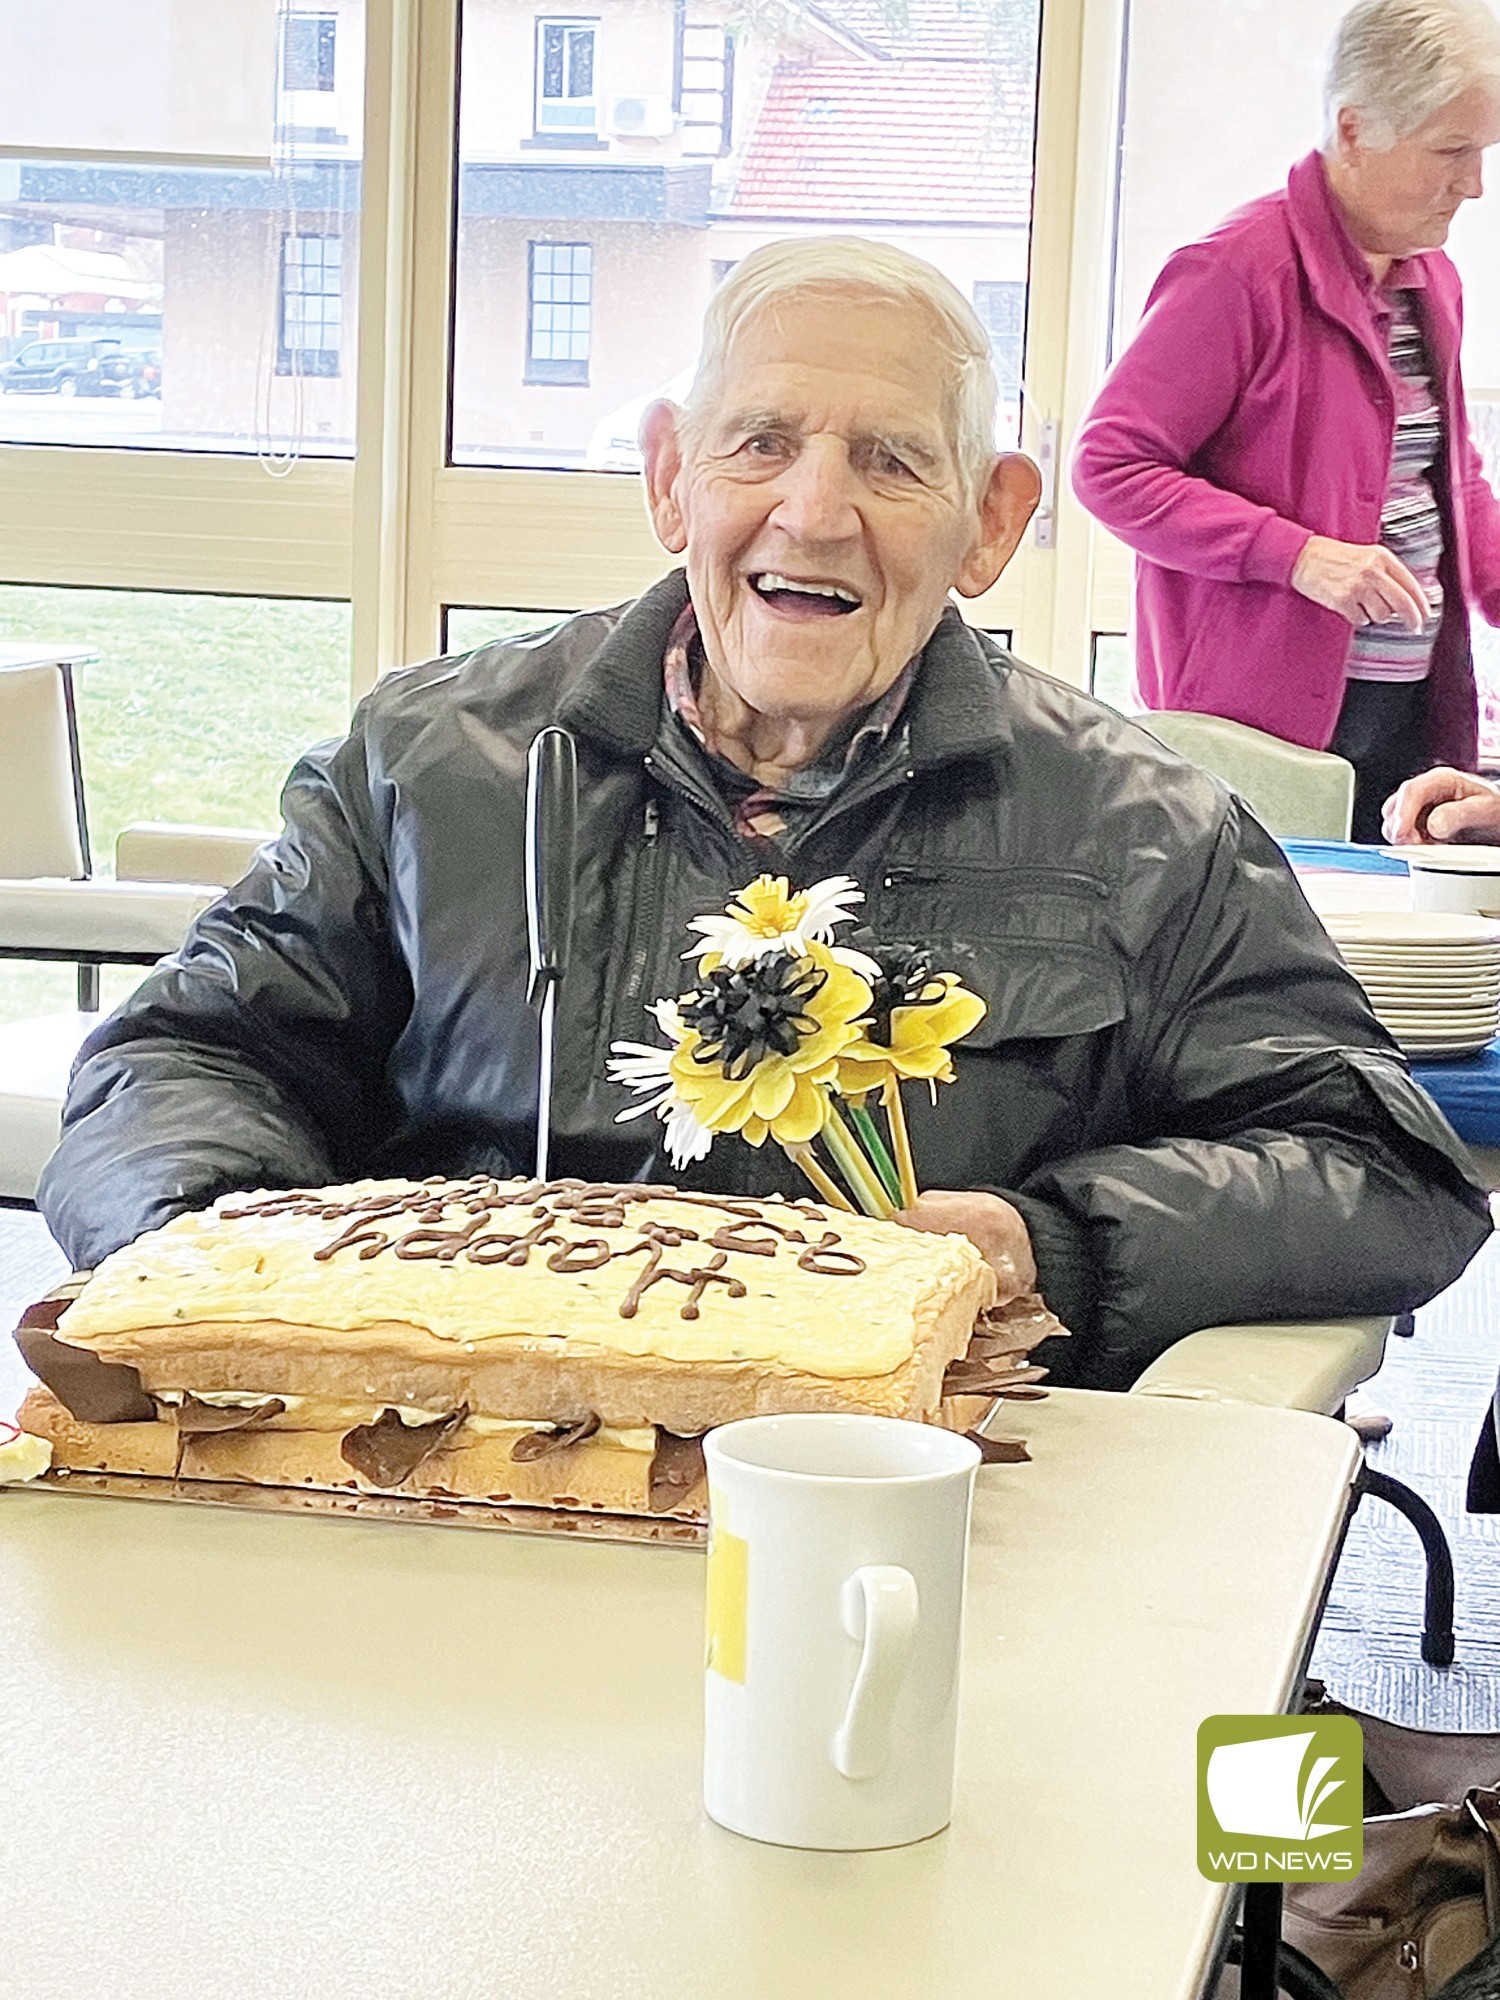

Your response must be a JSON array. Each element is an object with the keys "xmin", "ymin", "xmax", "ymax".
[
  {"xmin": 670, "ymin": 942, "xmax": 872, "ymax": 1148},
  {"xmin": 685, "ymin": 873, "xmax": 875, "ymax": 974},
  {"xmin": 837, "ymin": 971, "xmax": 986, "ymax": 1098}
]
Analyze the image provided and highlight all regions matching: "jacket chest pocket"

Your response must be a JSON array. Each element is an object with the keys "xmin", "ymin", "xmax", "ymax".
[{"xmin": 876, "ymin": 865, "xmax": 1127, "ymax": 1046}]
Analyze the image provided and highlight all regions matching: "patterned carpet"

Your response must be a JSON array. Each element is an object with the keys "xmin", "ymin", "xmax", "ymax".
[
  {"xmin": 4, "ymin": 1203, "xmax": 1500, "ymax": 1734},
  {"xmin": 1310, "ymin": 1213, "xmax": 1500, "ymax": 1733}
]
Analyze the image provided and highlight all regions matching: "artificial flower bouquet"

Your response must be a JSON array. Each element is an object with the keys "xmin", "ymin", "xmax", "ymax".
[{"xmin": 607, "ymin": 873, "xmax": 985, "ymax": 1219}]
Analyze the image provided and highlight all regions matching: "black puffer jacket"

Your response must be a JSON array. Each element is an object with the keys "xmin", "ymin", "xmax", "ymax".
[{"xmin": 40, "ymin": 572, "xmax": 1491, "ymax": 1387}]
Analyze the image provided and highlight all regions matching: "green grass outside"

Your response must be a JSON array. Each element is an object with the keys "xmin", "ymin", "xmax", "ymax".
[{"xmin": 0, "ymin": 588, "xmax": 555, "ymax": 1026}]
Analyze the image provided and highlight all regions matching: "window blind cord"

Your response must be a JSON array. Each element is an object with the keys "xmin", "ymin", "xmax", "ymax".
[{"xmin": 255, "ymin": 0, "xmax": 311, "ymax": 478}]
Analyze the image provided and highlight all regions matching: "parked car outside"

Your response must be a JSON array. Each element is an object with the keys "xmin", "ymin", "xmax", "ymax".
[{"xmin": 0, "ymin": 338, "xmax": 157, "ymax": 398}]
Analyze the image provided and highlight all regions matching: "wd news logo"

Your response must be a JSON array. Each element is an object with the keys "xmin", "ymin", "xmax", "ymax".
[{"xmin": 1197, "ymin": 1716, "xmax": 1363, "ymax": 1882}]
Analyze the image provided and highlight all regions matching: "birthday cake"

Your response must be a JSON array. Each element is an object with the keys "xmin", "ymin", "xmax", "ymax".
[{"xmin": 10, "ymin": 1174, "xmax": 1041, "ymax": 1526}]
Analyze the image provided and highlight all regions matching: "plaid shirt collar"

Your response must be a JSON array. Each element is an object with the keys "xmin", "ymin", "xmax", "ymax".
[{"xmin": 661, "ymin": 602, "xmax": 914, "ymax": 844}]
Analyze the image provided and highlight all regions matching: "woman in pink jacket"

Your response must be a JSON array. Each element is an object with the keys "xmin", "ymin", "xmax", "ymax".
[{"xmin": 1073, "ymin": 0, "xmax": 1500, "ymax": 839}]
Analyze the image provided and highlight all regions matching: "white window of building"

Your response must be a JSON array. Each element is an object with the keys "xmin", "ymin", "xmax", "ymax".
[
  {"xmin": 677, "ymin": 20, "xmax": 733, "ymax": 158},
  {"xmin": 526, "ymin": 242, "xmax": 592, "ymax": 385},
  {"xmin": 279, "ymin": 233, "xmax": 343, "ymax": 377},
  {"xmin": 535, "ymin": 20, "xmax": 598, "ymax": 135},
  {"xmin": 280, "ymin": 13, "xmax": 338, "ymax": 93}
]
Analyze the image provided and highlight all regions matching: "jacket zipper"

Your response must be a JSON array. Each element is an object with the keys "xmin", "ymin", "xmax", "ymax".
[
  {"xmin": 882, "ymin": 862, "xmax": 1111, "ymax": 898},
  {"xmin": 620, "ymin": 794, "xmax": 663, "ymax": 1009}
]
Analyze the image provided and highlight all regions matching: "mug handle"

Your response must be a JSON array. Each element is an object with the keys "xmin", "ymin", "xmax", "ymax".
[{"xmin": 831, "ymin": 1565, "xmax": 920, "ymax": 1781}]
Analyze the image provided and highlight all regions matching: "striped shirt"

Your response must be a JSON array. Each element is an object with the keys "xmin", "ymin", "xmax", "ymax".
[{"xmin": 1347, "ymin": 281, "xmax": 1446, "ymax": 684}]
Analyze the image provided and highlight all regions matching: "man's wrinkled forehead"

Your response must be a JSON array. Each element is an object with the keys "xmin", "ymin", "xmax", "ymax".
[{"xmin": 694, "ymin": 298, "xmax": 962, "ymax": 467}]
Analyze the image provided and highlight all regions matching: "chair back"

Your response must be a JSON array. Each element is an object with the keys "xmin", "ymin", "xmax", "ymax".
[
  {"xmin": 0, "ymin": 664, "xmax": 88, "ymax": 878},
  {"xmin": 1143, "ymin": 710, "xmax": 1355, "ymax": 840}
]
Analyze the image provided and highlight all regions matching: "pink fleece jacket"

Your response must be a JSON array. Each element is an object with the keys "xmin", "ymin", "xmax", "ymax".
[{"xmin": 1072, "ymin": 151, "xmax": 1500, "ymax": 766}]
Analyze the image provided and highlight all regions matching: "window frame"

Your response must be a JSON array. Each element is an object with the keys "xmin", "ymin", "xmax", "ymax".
[{"xmin": 0, "ymin": 0, "xmax": 1134, "ymax": 712}]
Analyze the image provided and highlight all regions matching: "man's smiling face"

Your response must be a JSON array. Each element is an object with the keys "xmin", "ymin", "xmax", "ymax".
[{"xmin": 644, "ymin": 292, "xmax": 994, "ymax": 730}]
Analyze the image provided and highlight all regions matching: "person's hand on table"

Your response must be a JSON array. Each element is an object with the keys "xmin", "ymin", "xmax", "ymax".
[
  {"xmin": 896, "ymin": 1189, "xmax": 1037, "ymax": 1299},
  {"xmin": 1291, "ymin": 535, "xmax": 1429, "ymax": 631},
  {"xmin": 1382, "ymin": 767, "xmax": 1500, "ymax": 845}
]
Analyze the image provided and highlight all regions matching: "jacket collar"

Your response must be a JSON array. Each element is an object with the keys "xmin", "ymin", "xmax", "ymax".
[
  {"xmin": 558, "ymin": 567, "xmax": 1013, "ymax": 772},
  {"xmin": 1284, "ymin": 150, "xmax": 1434, "ymax": 371}
]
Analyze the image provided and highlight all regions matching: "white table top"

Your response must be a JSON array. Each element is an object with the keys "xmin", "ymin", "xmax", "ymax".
[
  {"xmin": 0, "ymin": 642, "xmax": 97, "ymax": 672},
  {"xmin": 0, "ymin": 1387, "xmax": 1360, "ymax": 2000}
]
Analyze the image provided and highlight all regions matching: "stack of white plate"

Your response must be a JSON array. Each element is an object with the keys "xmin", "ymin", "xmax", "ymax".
[{"xmin": 1321, "ymin": 912, "xmax": 1500, "ymax": 1059}]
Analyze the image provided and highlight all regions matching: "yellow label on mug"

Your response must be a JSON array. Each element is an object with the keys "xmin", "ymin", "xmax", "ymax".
[{"xmin": 706, "ymin": 1509, "xmax": 748, "ymax": 1684}]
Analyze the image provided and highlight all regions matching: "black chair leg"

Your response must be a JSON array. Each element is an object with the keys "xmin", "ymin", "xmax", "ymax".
[
  {"xmin": 1238, "ymin": 1884, "xmax": 1285, "ymax": 2000},
  {"xmin": 1227, "ymin": 1909, "xmax": 1347, "ymax": 1999},
  {"xmin": 76, "ymin": 961, "xmax": 100, "ymax": 1012},
  {"xmin": 1358, "ymin": 1467, "xmax": 1456, "ymax": 1667}
]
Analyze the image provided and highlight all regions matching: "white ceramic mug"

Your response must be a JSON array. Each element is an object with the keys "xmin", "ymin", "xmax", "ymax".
[{"xmin": 702, "ymin": 1412, "xmax": 980, "ymax": 1851}]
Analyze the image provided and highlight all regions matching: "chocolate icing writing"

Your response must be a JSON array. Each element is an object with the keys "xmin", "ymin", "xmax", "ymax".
[
  {"xmin": 269, "ymin": 1178, "xmax": 865, "ymax": 1320},
  {"xmin": 797, "ymin": 1232, "xmax": 867, "ymax": 1277},
  {"xmin": 618, "ymin": 1250, "xmax": 747, "ymax": 1321}
]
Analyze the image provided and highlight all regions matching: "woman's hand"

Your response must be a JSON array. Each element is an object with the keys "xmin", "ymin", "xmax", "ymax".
[
  {"xmin": 895, "ymin": 1190, "xmax": 1037, "ymax": 1299},
  {"xmin": 1382, "ymin": 767, "xmax": 1500, "ymax": 844},
  {"xmin": 1291, "ymin": 535, "xmax": 1429, "ymax": 631}
]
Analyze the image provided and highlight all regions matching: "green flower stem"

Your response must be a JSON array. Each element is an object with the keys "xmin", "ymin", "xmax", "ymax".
[
  {"xmin": 848, "ymin": 1102, "xmax": 902, "ymax": 1206},
  {"xmin": 822, "ymin": 1099, "xmax": 896, "ymax": 1220}
]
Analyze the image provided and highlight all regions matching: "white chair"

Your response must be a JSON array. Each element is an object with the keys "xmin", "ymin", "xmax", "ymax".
[
  {"xmin": 1142, "ymin": 710, "xmax": 1356, "ymax": 840},
  {"xmin": 0, "ymin": 658, "xmax": 274, "ymax": 1200}
]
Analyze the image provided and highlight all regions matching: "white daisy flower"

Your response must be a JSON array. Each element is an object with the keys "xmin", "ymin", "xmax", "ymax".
[{"xmin": 684, "ymin": 873, "xmax": 868, "ymax": 969}]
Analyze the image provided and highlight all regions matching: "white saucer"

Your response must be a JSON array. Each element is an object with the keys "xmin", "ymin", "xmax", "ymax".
[
  {"xmin": 1384, "ymin": 845, "xmax": 1500, "ymax": 873},
  {"xmin": 1324, "ymin": 912, "xmax": 1500, "ymax": 945}
]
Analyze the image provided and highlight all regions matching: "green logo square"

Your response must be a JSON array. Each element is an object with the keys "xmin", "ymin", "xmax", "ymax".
[{"xmin": 1197, "ymin": 1715, "xmax": 1363, "ymax": 1882}]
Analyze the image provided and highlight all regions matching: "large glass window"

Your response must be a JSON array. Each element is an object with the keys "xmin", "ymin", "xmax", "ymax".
[
  {"xmin": 0, "ymin": 586, "xmax": 351, "ymax": 868},
  {"xmin": 0, "ymin": 5, "xmax": 364, "ymax": 455},
  {"xmin": 451, "ymin": 0, "xmax": 1043, "ymax": 469}
]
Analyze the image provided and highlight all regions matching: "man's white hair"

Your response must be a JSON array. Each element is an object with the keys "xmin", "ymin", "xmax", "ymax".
[
  {"xmin": 677, "ymin": 236, "xmax": 1000, "ymax": 498},
  {"xmin": 1324, "ymin": 0, "xmax": 1500, "ymax": 148}
]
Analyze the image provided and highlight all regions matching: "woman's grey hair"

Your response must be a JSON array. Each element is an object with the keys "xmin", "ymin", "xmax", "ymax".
[
  {"xmin": 676, "ymin": 236, "xmax": 1000, "ymax": 499},
  {"xmin": 1324, "ymin": 0, "xmax": 1500, "ymax": 148}
]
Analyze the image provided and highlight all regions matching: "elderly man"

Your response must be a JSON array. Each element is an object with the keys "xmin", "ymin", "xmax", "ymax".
[
  {"xmin": 1074, "ymin": 0, "xmax": 1500, "ymax": 842},
  {"xmin": 40, "ymin": 238, "xmax": 1489, "ymax": 1389}
]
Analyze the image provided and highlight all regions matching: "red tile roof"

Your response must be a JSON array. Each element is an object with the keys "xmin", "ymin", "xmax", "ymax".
[{"xmin": 725, "ymin": 56, "xmax": 1035, "ymax": 225}]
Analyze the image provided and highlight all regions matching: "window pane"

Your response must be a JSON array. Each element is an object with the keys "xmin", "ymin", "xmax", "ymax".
[
  {"xmin": 0, "ymin": 2, "xmax": 364, "ymax": 456},
  {"xmin": 453, "ymin": 0, "xmax": 1041, "ymax": 468},
  {"xmin": 0, "ymin": 585, "xmax": 351, "ymax": 870},
  {"xmin": 1090, "ymin": 634, "xmax": 1134, "ymax": 715},
  {"xmin": 443, "ymin": 606, "xmax": 573, "ymax": 653}
]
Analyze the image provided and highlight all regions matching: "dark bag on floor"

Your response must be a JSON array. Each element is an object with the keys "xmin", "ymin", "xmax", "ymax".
[{"xmin": 1283, "ymin": 1788, "xmax": 1500, "ymax": 1999}]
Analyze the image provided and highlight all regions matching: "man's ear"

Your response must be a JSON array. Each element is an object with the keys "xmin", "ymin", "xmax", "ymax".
[
  {"xmin": 641, "ymin": 399, "xmax": 689, "ymax": 554},
  {"xmin": 954, "ymin": 452, "xmax": 1043, "ymax": 598}
]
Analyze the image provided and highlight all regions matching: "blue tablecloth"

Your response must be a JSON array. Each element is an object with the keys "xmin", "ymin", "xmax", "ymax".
[{"xmin": 1279, "ymin": 837, "xmax": 1500, "ymax": 1145}]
